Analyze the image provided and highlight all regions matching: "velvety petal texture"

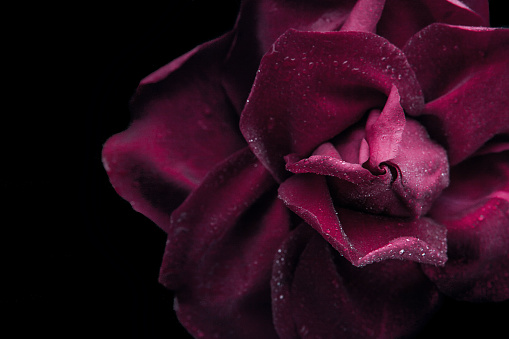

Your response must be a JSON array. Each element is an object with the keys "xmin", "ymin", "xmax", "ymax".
[
  {"xmin": 378, "ymin": 0, "xmax": 489, "ymax": 47},
  {"xmin": 224, "ymin": 0, "xmax": 489, "ymax": 111},
  {"xmin": 160, "ymin": 148, "xmax": 290, "ymax": 338},
  {"xmin": 240, "ymin": 29, "xmax": 423, "ymax": 181},
  {"xmin": 284, "ymin": 86, "xmax": 449, "ymax": 217},
  {"xmin": 102, "ymin": 1, "xmax": 509, "ymax": 338},
  {"xmin": 102, "ymin": 33, "xmax": 246, "ymax": 233},
  {"xmin": 271, "ymin": 225, "xmax": 442, "ymax": 338},
  {"xmin": 404, "ymin": 23, "xmax": 509, "ymax": 165},
  {"xmin": 423, "ymin": 151, "xmax": 509, "ymax": 302},
  {"xmin": 278, "ymin": 174, "xmax": 448, "ymax": 267}
]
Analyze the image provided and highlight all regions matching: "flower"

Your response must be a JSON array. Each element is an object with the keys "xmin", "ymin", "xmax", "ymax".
[{"xmin": 102, "ymin": 0, "xmax": 508, "ymax": 338}]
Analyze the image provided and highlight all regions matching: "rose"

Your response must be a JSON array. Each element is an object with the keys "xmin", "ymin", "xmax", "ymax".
[{"xmin": 102, "ymin": 1, "xmax": 508, "ymax": 338}]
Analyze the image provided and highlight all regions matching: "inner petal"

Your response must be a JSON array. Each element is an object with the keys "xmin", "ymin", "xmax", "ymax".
[{"xmin": 286, "ymin": 97, "xmax": 449, "ymax": 218}]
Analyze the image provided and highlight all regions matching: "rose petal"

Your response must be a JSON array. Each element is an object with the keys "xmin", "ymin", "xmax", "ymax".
[
  {"xmin": 285, "ymin": 100, "xmax": 449, "ymax": 218},
  {"xmin": 278, "ymin": 174, "xmax": 448, "ymax": 266},
  {"xmin": 240, "ymin": 29, "xmax": 423, "ymax": 180},
  {"xmin": 363, "ymin": 85, "xmax": 405, "ymax": 172},
  {"xmin": 223, "ymin": 0, "xmax": 488, "ymax": 112},
  {"xmin": 222, "ymin": 0, "xmax": 358, "ymax": 114},
  {"xmin": 378, "ymin": 0, "xmax": 488, "ymax": 47},
  {"xmin": 159, "ymin": 148, "xmax": 290, "ymax": 338},
  {"xmin": 341, "ymin": 0, "xmax": 386, "ymax": 33},
  {"xmin": 235, "ymin": 0, "xmax": 487, "ymax": 54},
  {"xmin": 404, "ymin": 23, "xmax": 509, "ymax": 165},
  {"xmin": 102, "ymin": 33, "xmax": 247, "ymax": 232},
  {"xmin": 386, "ymin": 117, "xmax": 450, "ymax": 217},
  {"xmin": 423, "ymin": 151, "xmax": 509, "ymax": 302},
  {"xmin": 241, "ymin": 0, "xmax": 357, "ymax": 54},
  {"xmin": 272, "ymin": 225, "xmax": 442, "ymax": 339}
]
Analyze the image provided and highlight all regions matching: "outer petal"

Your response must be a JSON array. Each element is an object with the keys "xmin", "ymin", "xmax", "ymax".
[
  {"xmin": 404, "ymin": 23, "xmax": 509, "ymax": 165},
  {"xmin": 240, "ymin": 29, "xmax": 423, "ymax": 180},
  {"xmin": 159, "ymin": 148, "xmax": 291, "ymax": 338},
  {"xmin": 278, "ymin": 174, "xmax": 448, "ymax": 266},
  {"xmin": 235, "ymin": 0, "xmax": 487, "ymax": 54},
  {"xmin": 223, "ymin": 0, "xmax": 488, "ymax": 113},
  {"xmin": 423, "ymin": 151, "xmax": 509, "ymax": 302},
  {"xmin": 271, "ymin": 225, "xmax": 442, "ymax": 339},
  {"xmin": 378, "ymin": 0, "xmax": 489, "ymax": 47},
  {"xmin": 222, "ymin": 0, "xmax": 357, "ymax": 114},
  {"xmin": 285, "ymin": 97, "xmax": 449, "ymax": 218},
  {"xmin": 102, "ymin": 33, "xmax": 246, "ymax": 233}
]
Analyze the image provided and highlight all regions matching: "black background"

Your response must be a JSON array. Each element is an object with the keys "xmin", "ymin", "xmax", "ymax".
[{"xmin": 4, "ymin": 1, "xmax": 508, "ymax": 338}]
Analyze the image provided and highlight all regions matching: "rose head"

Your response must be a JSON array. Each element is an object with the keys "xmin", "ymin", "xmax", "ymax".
[{"xmin": 102, "ymin": 1, "xmax": 509, "ymax": 338}]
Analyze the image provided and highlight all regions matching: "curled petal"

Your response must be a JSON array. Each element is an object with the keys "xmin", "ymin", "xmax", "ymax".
[
  {"xmin": 278, "ymin": 174, "xmax": 448, "ymax": 266},
  {"xmin": 387, "ymin": 117, "xmax": 450, "ymax": 217},
  {"xmin": 240, "ymin": 29, "xmax": 423, "ymax": 180},
  {"xmin": 224, "ymin": 0, "xmax": 487, "ymax": 111},
  {"xmin": 241, "ymin": 0, "xmax": 356, "ymax": 55},
  {"xmin": 378, "ymin": 0, "xmax": 489, "ymax": 47},
  {"xmin": 160, "ymin": 148, "xmax": 290, "ymax": 338},
  {"xmin": 285, "ymin": 105, "xmax": 449, "ymax": 217},
  {"xmin": 363, "ymin": 85, "xmax": 405, "ymax": 172},
  {"xmin": 102, "ymin": 33, "xmax": 246, "ymax": 233},
  {"xmin": 223, "ymin": 0, "xmax": 358, "ymax": 113},
  {"xmin": 424, "ymin": 151, "xmax": 509, "ymax": 302},
  {"xmin": 341, "ymin": 0, "xmax": 386, "ymax": 33},
  {"xmin": 404, "ymin": 23, "xmax": 509, "ymax": 165},
  {"xmin": 272, "ymin": 225, "xmax": 442, "ymax": 339}
]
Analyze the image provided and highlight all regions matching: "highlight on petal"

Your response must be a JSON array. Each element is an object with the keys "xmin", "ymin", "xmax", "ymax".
[
  {"xmin": 159, "ymin": 148, "xmax": 290, "ymax": 338},
  {"xmin": 240, "ymin": 29, "xmax": 423, "ymax": 180},
  {"xmin": 102, "ymin": 33, "xmax": 247, "ymax": 233},
  {"xmin": 423, "ymin": 151, "xmax": 509, "ymax": 302},
  {"xmin": 404, "ymin": 23, "xmax": 509, "ymax": 165},
  {"xmin": 363, "ymin": 85, "xmax": 405, "ymax": 173},
  {"xmin": 284, "ymin": 102, "xmax": 449, "ymax": 218},
  {"xmin": 341, "ymin": 0, "xmax": 386, "ymax": 33},
  {"xmin": 271, "ymin": 225, "xmax": 442, "ymax": 339},
  {"xmin": 278, "ymin": 174, "xmax": 448, "ymax": 267}
]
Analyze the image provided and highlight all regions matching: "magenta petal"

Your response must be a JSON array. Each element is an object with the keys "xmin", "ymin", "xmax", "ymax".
[
  {"xmin": 278, "ymin": 174, "xmax": 448, "ymax": 266},
  {"xmin": 378, "ymin": 0, "xmax": 489, "ymax": 47},
  {"xmin": 240, "ymin": 29, "xmax": 423, "ymax": 180},
  {"xmin": 285, "ymin": 113, "xmax": 449, "ymax": 217},
  {"xmin": 387, "ymin": 118, "xmax": 450, "ymax": 217},
  {"xmin": 241, "ymin": 0, "xmax": 356, "ymax": 54},
  {"xmin": 338, "ymin": 207, "xmax": 448, "ymax": 266},
  {"xmin": 102, "ymin": 34, "xmax": 247, "ymax": 233},
  {"xmin": 222, "ymin": 0, "xmax": 358, "ymax": 113},
  {"xmin": 159, "ymin": 148, "xmax": 290, "ymax": 338},
  {"xmin": 341, "ymin": 0, "xmax": 385, "ymax": 33},
  {"xmin": 363, "ymin": 85, "xmax": 405, "ymax": 172},
  {"xmin": 272, "ymin": 225, "xmax": 442, "ymax": 338},
  {"xmin": 423, "ymin": 151, "xmax": 509, "ymax": 302},
  {"xmin": 404, "ymin": 23, "xmax": 509, "ymax": 164}
]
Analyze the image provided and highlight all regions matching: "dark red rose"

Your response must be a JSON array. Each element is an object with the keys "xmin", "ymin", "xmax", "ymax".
[{"xmin": 102, "ymin": 1, "xmax": 508, "ymax": 337}]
